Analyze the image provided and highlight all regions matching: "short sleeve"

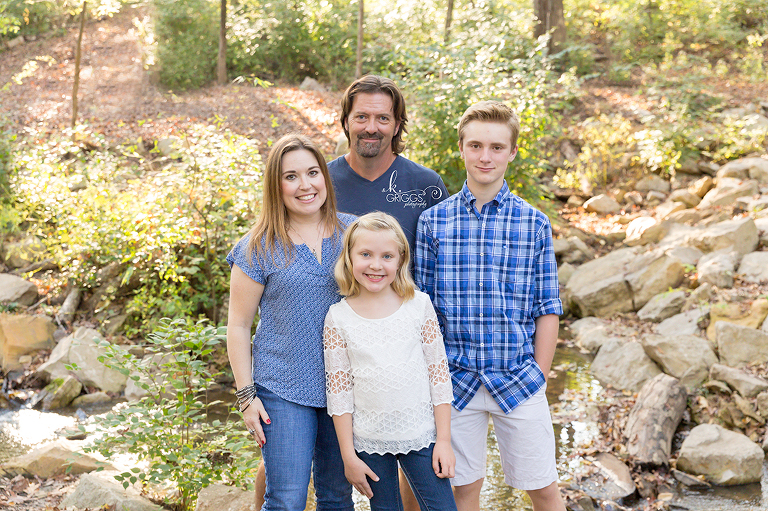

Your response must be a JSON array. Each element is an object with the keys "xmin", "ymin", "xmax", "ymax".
[{"xmin": 226, "ymin": 234, "xmax": 266, "ymax": 285}]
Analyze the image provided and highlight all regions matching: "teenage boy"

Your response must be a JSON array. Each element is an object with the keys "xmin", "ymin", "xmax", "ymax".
[{"xmin": 414, "ymin": 101, "xmax": 566, "ymax": 511}]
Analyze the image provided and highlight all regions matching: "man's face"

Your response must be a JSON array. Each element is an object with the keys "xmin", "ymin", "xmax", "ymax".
[
  {"xmin": 459, "ymin": 120, "xmax": 518, "ymax": 192},
  {"xmin": 345, "ymin": 92, "xmax": 400, "ymax": 159}
]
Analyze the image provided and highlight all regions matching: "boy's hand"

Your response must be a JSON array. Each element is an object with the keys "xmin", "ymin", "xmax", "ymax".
[
  {"xmin": 432, "ymin": 439, "xmax": 456, "ymax": 478},
  {"xmin": 343, "ymin": 455, "xmax": 379, "ymax": 498}
]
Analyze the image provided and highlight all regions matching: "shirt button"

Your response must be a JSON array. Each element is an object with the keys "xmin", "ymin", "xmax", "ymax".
[
  {"xmin": 479, "ymin": 283, "xmax": 483, "ymax": 287},
  {"xmin": 480, "ymin": 343, "xmax": 485, "ymax": 347},
  {"xmin": 479, "ymin": 313, "xmax": 484, "ymax": 317}
]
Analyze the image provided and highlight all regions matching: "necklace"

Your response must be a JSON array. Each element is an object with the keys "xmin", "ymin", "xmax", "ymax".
[{"xmin": 290, "ymin": 224, "xmax": 322, "ymax": 261}]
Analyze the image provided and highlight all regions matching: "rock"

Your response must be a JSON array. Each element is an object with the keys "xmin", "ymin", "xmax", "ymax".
[
  {"xmin": 637, "ymin": 290, "xmax": 686, "ymax": 322},
  {"xmin": 665, "ymin": 246, "xmax": 703, "ymax": 267},
  {"xmin": 697, "ymin": 249, "xmax": 739, "ymax": 288},
  {"xmin": 566, "ymin": 248, "xmax": 640, "ymax": 317},
  {"xmin": 625, "ymin": 374, "xmax": 687, "ymax": 465},
  {"xmin": 57, "ymin": 288, "xmax": 82, "ymax": 325},
  {"xmin": 71, "ymin": 391, "xmax": 113, "ymax": 407},
  {"xmin": 636, "ymin": 175, "xmax": 670, "ymax": 194},
  {"xmin": 677, "ymin": 424, "xmax": 764, "ymax": 485},
  {"xmin": 567, "ymin": 195, "xmax": 585, "ymax": 207},
  {"xmin": 716, "ymin": 322, "xmax": 768, "ymax": 367},
  {"xmin": 656, "ymin": 201, "xmax": 686, "ymax": 220},
  {"xmin": 584, "ymin": 194, "xmax": 621, "ymax": 214},
  {"xmin": 37, "ymin": 375, "xmax": 83, "ymax": 410},
  {"xmin": 683, "ymin": 282, "xmax": 714, "ymax": 311},
  {"xmin": 737, "ymin": 251, "xmax": 768, "ymax": 283},
  {"xmin": 334, "ymin": 133, "xmax": 349, "ymax": 158},
  {"xmin": 2, "ymin": 235, "xmax": 47, "ymax": 269},
  {"xmin": 1, "ymin": 440, "xmax": 112, "ymax": 478},
  {"xmin": 5, "ymin": 35, "xmax": 24, "ymax": 49},
  {"xmin": 757, "ymin": 391, "xmax": 768, "ymax": 418},
  {"xmin": 567, "ymin": 317, "xmax": 617, "ymax": 353},
  {"xmin": 684, "ymin": 217, "xmax": 758, "ymax": 256},
  {"xmin": 667, "ymin": 207, "xmax": 704, "ymax": 224},
  {"xmin": 655, "ymin": 307, "xmax": 709, "ymax": 337},
  {"xmin": 707, "ymin": 299, "xmax": 768, "ymax": 340},
  {"xmin": 717, "ymin": 157, "xmax": 768, "ymax": 183},
  {"xmin": 156, "ymin": 136, "xmax": 180, "ymax": 156},
  {"xmin": 640, "ymin": 335, "xmax": 717, "ymax": 389},
  {"xmin": 698, "ymin": 179, "xmax": 759, "ymax": 209},
  {"xmin": 0, "ymin": 274, "xmax": 38, "ymax": 306},
  {"xmin": 62, "ymin": 472, "xmax": 161, "ymax": 511},
  {"xmin": 299, "ymin": 76, "xmax": 326, "ymax": 92},
  {"xmin": 553, "ymin": 237, "xmax": 570, "ymax": 256},
  {"xmin": 689, "ymin": 176, "xmax": 714, "ymax": 198},
  {"xmin": 624, "ymin": 217, "xmax": 668, "ymax": 247},
  {"xmin": 624, "ymin": 191, "xmax": 643, "ymax": 205},
  {"xmin": 646, "ymin": 190, "xmax": 667, "ymax": 203},
  {"xmin": 591, "ymin": 339, "xmax": 662, "ymax": 392},
  {"xmin": 669, "ymin": 189, "xmax": 701, "ymax": 208},
  {"xmin": 577, "ymin": 452, "xmax": 636, "ymax": 502},
  {"xmin": 559, "ymin": 262, "xmax": 576, "ymax": 286},
  {"xmin": 710, "ymin": 364, "xmax": 768, "ymax": 398},
  {"xmin": 36, "ymin": 327, "xmax": 128, "ymax": 393},
  {"xmin": 0, "ymin": 313, "xmax": 55, "ymax": 372},
  {"xmin": 678, "ymin": 159, "xmax": 701, "ymax": 175},
  {"xmin": 672, "ymin": 469, "xmax": 711, "ymax": 489},
  {"xmin": 195, "ymin": 483, "xmax": 258, "ymax": 511},
  {"xmin": 624, "ymin": 252, "xmax": 684, "ymax": 309}
]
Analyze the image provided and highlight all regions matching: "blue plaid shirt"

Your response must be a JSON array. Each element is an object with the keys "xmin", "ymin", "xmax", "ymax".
[{"xmin": 415, "ymin": 181, "xmax": 562, "ymax": 413}]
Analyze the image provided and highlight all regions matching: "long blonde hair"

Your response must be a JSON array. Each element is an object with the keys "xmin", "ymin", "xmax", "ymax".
[
  {"xmin": 246, "ymin": 134, "xmax": 341, "ymax": 266},
  {"xmin": 335, "ymin": 212, "xmax": 415, "ymax": 300}
]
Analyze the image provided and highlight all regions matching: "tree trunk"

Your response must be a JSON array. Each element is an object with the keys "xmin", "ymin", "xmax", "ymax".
[
  {"xmin": 71, "ymin": 1, "xmax": 86, "ymax": 129},
  {"xmin": 355, "ymin": 0, "xmax": 364, "ymax": 78},
  {"xmin": 217, "ymin": 0, "xmax": 227, "ymax": 84},
  {"xmin": 444, "ymin": 0, "xmax": 455, "ymax": 43},
  {"xmin": 533, "ymin": 0, "xmax": 566, "ymax": 54},
  {"xmin": 624, "ymin": 373, "xmax": 687, "ymax": 466}
]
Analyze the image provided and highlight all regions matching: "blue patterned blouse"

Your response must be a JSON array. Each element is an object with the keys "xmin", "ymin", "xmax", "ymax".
[{"xmin": 226, "ymin": 213, "xmax": 356, "ymax": 408}]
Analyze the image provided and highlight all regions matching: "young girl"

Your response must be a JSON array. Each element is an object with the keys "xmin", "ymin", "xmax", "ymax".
[
  {"xmin": 323, "ymin": 212, "xmax": 458, "ymax": 511},
  {"xmin": 226, "ymin": 134, "xmax": 354, "ymax": 511}
]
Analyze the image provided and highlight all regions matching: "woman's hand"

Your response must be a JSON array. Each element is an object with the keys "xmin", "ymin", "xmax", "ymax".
[
  {"xmin": 343, "ymin": 455, "xmax": 379, "ymax": 499},
  {"xmin": 432, "ymin": 439, "xmax": 455, "ymax": 478},
  {"xmin": 242, "ymin": 396, "xmax": 270, "ymax": 447}
]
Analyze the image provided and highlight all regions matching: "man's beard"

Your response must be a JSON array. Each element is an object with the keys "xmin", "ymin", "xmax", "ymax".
[{"xmin": 354, "ymin": 133, "xmax": 385, "ymax": 158}]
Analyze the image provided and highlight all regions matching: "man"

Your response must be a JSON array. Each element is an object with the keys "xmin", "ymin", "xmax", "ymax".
[{"xmin": 415, "ymin": 101, "xmax": 566, "ymax": 511}]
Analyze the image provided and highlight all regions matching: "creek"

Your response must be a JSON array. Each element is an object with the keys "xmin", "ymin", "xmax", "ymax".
[{"xmin": 1, "ymin": 346, "xmax": 766, "ymax": 510}]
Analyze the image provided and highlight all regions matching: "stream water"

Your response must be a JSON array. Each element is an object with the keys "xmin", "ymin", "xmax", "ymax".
[{"xmin": 1, "ymin": 346, "xmax": 766, "ymax": 510}]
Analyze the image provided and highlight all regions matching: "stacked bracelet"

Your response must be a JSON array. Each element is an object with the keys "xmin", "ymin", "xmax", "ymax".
[{"xmin": 236, "ymin": 383, "xmax": 257, "ymax": 413}]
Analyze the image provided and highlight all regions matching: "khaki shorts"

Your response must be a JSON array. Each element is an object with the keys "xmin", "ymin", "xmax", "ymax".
[{"xmin": 450, "ymin": 384, "xmax": 558, "ymax": 490}]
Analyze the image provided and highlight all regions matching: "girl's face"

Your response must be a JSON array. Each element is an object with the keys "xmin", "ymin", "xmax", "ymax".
[
  {"xmin": 280, "ymin": 149, "xmax": 327, "ymax": 220},
  {"xmin": 350, "ymin": 228, "xmax": 402, "ymax": 297}
]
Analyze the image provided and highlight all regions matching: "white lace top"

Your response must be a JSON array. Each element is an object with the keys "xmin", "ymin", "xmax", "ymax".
[{"xmin": 323, "ymin": 291, "xmax": 453, "ymax": 455}]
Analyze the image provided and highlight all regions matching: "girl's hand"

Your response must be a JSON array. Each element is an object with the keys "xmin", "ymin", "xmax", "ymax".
[
  {"xmin": 432, "ymin": 440, "xmax": 455, "ymax": 478},
  {"xmin": 242, "ymin": 396, "xmax": 270, "ymax": 447},
  {"xmin": 343, "ymin": 455, "xmax": 379, "ymax": 498}
]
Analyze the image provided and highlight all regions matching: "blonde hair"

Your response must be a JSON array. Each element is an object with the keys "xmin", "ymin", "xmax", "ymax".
[
  {"xmin": 246, "ymin": 134, "xmax": 341, "ymax": 267},
  {"xmin": 458, "ymin": 100, "xmax": 520, "ymax": 148},
  {"xmin": 335, "ymin": 212, "xmax": 415, "ymax": 300}
]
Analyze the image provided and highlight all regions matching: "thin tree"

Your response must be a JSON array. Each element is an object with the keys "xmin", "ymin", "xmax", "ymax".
[
  {"xmin": 533, "ymin": 0, "xmax": 565, "ymax": 55},
  {"xmin": 355, "ymin": 0, "xmax": 364, "ymax": 78},
  {"xmin": 217, "ymin": 0, "xmax": 227, "ymax": 84},
  {"xmin": 71, "ymin": 1, "xmax": 86, "ymax": 129},
  {"xmin": 444, "ymin": 0, "xmax": 455, "ymax": 43}
]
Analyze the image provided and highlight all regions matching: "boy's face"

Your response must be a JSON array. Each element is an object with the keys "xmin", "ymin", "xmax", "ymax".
[{"xmin": 459, "ymin": 120, "xmax": 518, "ymax": 193}]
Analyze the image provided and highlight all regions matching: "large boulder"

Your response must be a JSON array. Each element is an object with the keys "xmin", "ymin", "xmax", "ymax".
[
  {"xmin": 624, "ymin": 217, "xmax": 667, "ymax": 247},
  {"xmin": 624, "ymin": 252, "xmax": 684, "ymax": 309},
  {"xmin": 640, "ymin": 334, "xmax": 717, "ymax": 389},
  {"xmin": 0, "ymin": 313, "xmax": 55, "ymax": 372},
  {"xmin": 697, "ymin": 250, "xmax": 740, "ymax": 288},
  {"xmin": 655, "ymin": 307, "xmax": 709, "ymax": 337},
  {"xmin": 697, "ymin": 179, "xmax": 759, "ymax": 209},
  {"xmin": 636, "ymin": 290, "xmax": 686, "ymax": 322},
  {"xmin": 591, "ymin": 339, "xmax": 662, "ymax": 392},
  {"xmin": 37, "ymin": 375, "xmax": 83, "ymax": 410},
  {"xmin": 709, "ymin": 364, "xmax": 768, "ymax": 398},
  {"xmin": 0, "ymin": 274, "xmax": 38, "ymax": 306},
  {"xmin": 584, "ymin": 194, "xmax": 621, "ymax": 214},
  {"xmin": 716, "ymin": 322, "xmax": 768, "ymax": 367},
  {"xmin": 684, "ymin": 217, "xmax": 758, "ymax": 256},
  {"xmin": 636, "ymin": 175, "xmax": 670, "ymax": 194},
  {"xmin": 737, "ymin": 251, "xmax": 768, "ymax": 283},
  {"xmin": 36, "ymin": 327, "xmax": 128, "ymax": 393},
  {"xmin": 0, "ymin": 440, "xmax": 112, "ymax": 478},
  {"xmin": 567, "ymin": 317, "xmax": 616, "ymax": 353},
  {"xmin": 195, "ymin": 484, "xmax": 258, "ymax": 511},
  {"xmin": 566, "ymin": 248, "xmax": 639, "ymax": 317},
  {"xmin": 62, "ymin": 472, "xmax": 161, "ymax": 511},
  {"xmin": 707, "ymin": 299, "xmax": 768, "ymax": 340},
  {"xmin": 717, "ymin": 156, "xmax": 768, "ymax": 183},
  {"xmin": 677, "ymin": 424, "xmax": 764, "ymax": 485}
]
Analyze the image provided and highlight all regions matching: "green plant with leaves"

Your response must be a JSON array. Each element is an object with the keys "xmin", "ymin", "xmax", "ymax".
[{"xmin": 80, "ymin": 318, "xmax": 259, "ymax": 511}]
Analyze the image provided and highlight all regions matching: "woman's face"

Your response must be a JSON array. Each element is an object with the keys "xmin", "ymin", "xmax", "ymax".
[{"xmin": 280, "ymin": 149, "xmax": 327, "ymax": 221}]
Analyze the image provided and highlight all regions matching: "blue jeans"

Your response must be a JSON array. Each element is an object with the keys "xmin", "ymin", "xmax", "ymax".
[
  {"xmin": 258, "ymin": 385, "xmax": 353, "ymax": 511},
  {"xmin": 357, "ymin": 444, "xmax": 458, "ymax": 511}
]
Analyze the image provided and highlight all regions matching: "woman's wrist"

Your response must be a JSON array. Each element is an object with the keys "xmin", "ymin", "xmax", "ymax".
[{"xmin": 235, "ymin": 383, "xmax": 258, "ymax": 412}]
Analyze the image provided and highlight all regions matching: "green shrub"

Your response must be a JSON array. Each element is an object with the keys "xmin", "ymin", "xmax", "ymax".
[
  {"xmin": 0, "ymin": 0, "xmax": 123, "ymax": 39},
  {"xmin": 79, "ymin": 318, "xmax": 259, "ymax": 510}
]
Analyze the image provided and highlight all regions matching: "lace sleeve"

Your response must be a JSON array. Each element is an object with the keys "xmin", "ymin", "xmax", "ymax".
[
  {"xmin": 420, "ymin": 299, "xmax": 453, "ymax": 407},
  {"xmin": 323, "ymin": 311, "xmax": 354, "ymax": 416}
]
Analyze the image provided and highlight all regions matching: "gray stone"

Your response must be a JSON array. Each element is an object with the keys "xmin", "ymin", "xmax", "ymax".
[
  {"xmin": 737, "ymin": 251, "xmax": 768, "ymax": 283},
  {"xmin": 641, "ymin": 334, "xmax": 717, "ymax": 389},
  {"xmin": 698, "ymin": 179, "xmax": 759, "ymax": 209},
  {"xmin": 665, "ymin": 246, "xmax": 703, "ymax": 266},
  {"xmin": 195, "ymin": 484, "xmax": 258, "ymax": 511},
  {"xmin": 717, "ymin": 157, "xmax": 768, "ymax": 183},
  {"xmin": 757, "ymin": 391, "xmax": 768, "ymax": 418},
  {"xmin": 636, "ymin": 175, "xmax": 671, "ymax": 194},
  {"xmin": 62, "ymin": 472, "xmax": 161, "ymax": 511},
  {"xmin": 38, "ymin": 375, "xmax": 83, "ymax": 410},
  {"xmin": 299, "ymin": 76, "xmax": 326, "ymax": 92},
  {"xmin": 71, "ymin": 391, "xmax": 113, "ymax": 407},
  {"xmin": 334, "ymin": 133, "xmax": 349, "ymax": 158},
  {"xmin": 683, "ymin": 283, "xmax": 714, "ymax": 311},
  {"xmin": 669, "ymin": 189, "xmax": 701, "ymax": 208},
  {"xmin": 656, "ymin": 201, "xmax": 686, "ymax": 220},
  {"xmin": 689, "ymin": 176, "xmax": 714, "ymax": 198},
  {"xmin": 591, "ymin": 339, "xmax": 662, "ymax": 392},
  {"xmin": 566, "ymin": 248, "xmax": 640, "ymax": 317},
  {"xmin": 624, "ymin": 252, "xmax": 684, "ymax": 309},
  {"xmin": 558, "ymin": 262, "xmax": 576, "ymax": 286},
  {"xmin": 685, "ymin": 217, "xmax": 758, "ymax": 256},
  {"xmin": 5, "ymin": 36, "xmax": 24, "ymax": 49},
  {"xmin": 0, "ymin": 440, "xmax": 112, "ymax": 478},
  {"xmin": 567, "ymin": 317, "xmax": 615, "ymax": 353},
  {"xmin": 655, "ymin": 307, "xmax": 709, "ymax": 337},
  {"xmin": 553, "ymin": 237, "xmax": 570, "ymax": 256},
  {"xmin": 577, "ymin": 452, "xmax": 636, "ymax": 502},
  {"xmin": 155, "ymin": 136, "xmax": 180, "ymax": 156},
  {"xmin": 624, "ymin": 191, "xmax": 643, "ymax": 205},
  {"xmin": 716, "ymin": 322, "xmax": 768, "ymax": 367},
  {"xmin": 677, "ymin": 424, "xmax": 764, "ymax": 485},
  {"xmin": 647, "ymin": 190, "xmax": 667, "ymax": 203},
  {"xmin": 697, "ymin": 249, "xmax": 739, "ymax": 288},
  {"xmin": 584, "ymin": 194, "xmax": 621, "ymax": 214},
  {"xmin": 0, "ymin": 274, "xmax": 38, "ymax": 306},
  {"xmin": 0, "ymin": 313, "xmax": 55, "ymax": 372},
  {"xmin": 637, "ymin": 290, "xmax": 686, "ymax": 322},
  {"xmin": 709, "ymin": 364, "xmax": 768, "ymax": 398},
  {"xmin": 624, "ymin": 217, "xmax": 668, "ymax": 247}
]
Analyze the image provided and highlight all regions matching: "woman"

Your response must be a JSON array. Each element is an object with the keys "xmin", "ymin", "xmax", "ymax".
[{"xmin": 226, "ymin": 134, "xmax": 355, "ymax": 511}]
